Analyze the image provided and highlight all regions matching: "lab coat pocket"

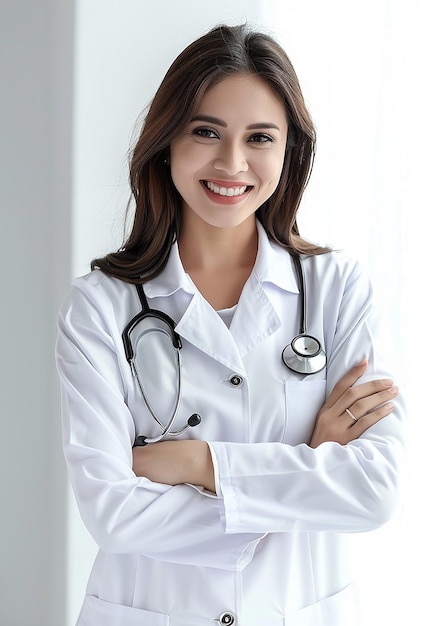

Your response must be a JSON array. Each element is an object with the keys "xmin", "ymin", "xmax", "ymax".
[
  {"xmin": 284, "ymin": 379, "xmax": 327, "ymax": 445},
  {"xmin": 284, "ymin": 585, "xmax": 358, "ymax": 626},
  {"xmin": 77, "ymin": 595, "xmax": 169, "ymax": 626}
]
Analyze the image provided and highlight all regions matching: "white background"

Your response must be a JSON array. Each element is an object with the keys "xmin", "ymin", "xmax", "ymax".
[{"xmin": 1, "ymin": 0, "xmax": 428, "ymax": 624}]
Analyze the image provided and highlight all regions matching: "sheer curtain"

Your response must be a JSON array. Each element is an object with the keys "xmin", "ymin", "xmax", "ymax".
[{"xmin": 270, "ymin": 1, "xmax": 429, "ymax": 623}]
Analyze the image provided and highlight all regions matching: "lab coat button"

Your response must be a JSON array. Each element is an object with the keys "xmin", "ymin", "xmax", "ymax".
[
  {"xmin": 228, "ymin": 374, "xmax": 243, "ymax": 387},
  {"xmin": 218, "ymin": 612, "xmax": 235, "ymax": 625}
]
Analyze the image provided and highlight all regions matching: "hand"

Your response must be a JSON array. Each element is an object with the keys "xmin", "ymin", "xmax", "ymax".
[
  {"xmin": 309, "ymin": 360, "xmax": 399, "ymax": 448},
  {"xmin": 132, "ymin": 439, "xmax": 215, "ymax": 493}
]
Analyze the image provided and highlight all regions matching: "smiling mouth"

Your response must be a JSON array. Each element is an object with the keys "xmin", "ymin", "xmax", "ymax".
[{"xmin": 202, "ymin": 180, "xmax": 253, "ymax": 197}]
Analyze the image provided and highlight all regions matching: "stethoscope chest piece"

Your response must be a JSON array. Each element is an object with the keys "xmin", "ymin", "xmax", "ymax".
[
  {"xmin": 281, "ymin": 254, "xmax": 327, "ymax": 375},
  {"xmin": 282, "ymin": 333, "xmax": 326, "ymax": 374}
]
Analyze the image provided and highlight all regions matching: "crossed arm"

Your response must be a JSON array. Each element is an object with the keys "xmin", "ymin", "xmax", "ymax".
[{"xmin": 132, "ymin": 359, "xmax": 399, "ymax": 492}]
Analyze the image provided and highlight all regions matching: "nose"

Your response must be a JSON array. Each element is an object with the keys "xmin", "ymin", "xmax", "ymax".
[{"xmin": 213, "ymin": 140, "xmax": 248, "ymax": 175}]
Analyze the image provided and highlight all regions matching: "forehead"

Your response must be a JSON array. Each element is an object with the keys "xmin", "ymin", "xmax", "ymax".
[{"xmin": 195, "ymin": 73, "xmax": 288, "ymax": 126}]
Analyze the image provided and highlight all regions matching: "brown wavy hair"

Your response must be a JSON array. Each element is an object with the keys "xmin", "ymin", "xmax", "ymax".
[{"xmin": 92, "ymin": 24, "xmax": 329, "ymax": 283}]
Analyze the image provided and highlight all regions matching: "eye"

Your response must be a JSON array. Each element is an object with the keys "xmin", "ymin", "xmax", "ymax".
[
  {"xmin": 192, "ymin": 127, "xmax": 219, "ymax": 140},
  {"xmin": 248, "ymin": 133, "xmax": 274, "ymax": 144}
]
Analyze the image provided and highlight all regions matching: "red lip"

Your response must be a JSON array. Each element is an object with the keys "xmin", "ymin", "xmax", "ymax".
[{"xmin": 200, "ymin": 180, "xmax": 253, "ymax": 205}]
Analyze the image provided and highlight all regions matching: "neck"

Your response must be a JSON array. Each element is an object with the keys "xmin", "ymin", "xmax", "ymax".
[
  {"xmin": 178, "ymin": 216, "xmax": 258, "ymax": 272},
  {"xmin": 177, "ymin": 215, "xmax": 259, "ymax": 309}
]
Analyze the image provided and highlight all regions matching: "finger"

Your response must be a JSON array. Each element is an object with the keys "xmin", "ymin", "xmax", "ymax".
[
  {"xmin": 324, "ymin": 359, "xmax": 368, "ymax": 409},
  {"xmin": 348, "ymin": 401, "xmax": 395, "ymax": 435},
  {"xmin": 335, "ymin": 378, "xmax": 394, "ymax": 415},
  {"xmin": 348, "ymin": 385, "xmax": 399, "ymax": 419}
]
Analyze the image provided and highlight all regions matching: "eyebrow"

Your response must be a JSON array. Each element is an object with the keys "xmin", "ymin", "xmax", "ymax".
[{"xmin": 190, "ymin": 115, "xmax": 281, "ymax": 131}]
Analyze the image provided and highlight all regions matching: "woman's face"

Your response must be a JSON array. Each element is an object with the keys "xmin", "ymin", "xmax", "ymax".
[{"xmin": 169, "ymin": 73, "xmax": 288, "ymax": 232}]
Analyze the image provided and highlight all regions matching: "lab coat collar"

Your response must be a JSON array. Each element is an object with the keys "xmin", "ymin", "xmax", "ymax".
[
  {"xmin": 144, "ymin": 220, "xmax": 300, "ymax": 299},
  {"xmin": 143, "ymin": 221, "xmax": 299, "ymax": 369},
  {"xmin": 253, "ymin": 220, "xmax": 299, "ymax": 295},
  {"xmin": 144, "ymin": 242, "xmax": 194, "ymax": 298}
]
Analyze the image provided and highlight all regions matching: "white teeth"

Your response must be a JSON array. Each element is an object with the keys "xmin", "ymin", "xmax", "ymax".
[{"xmin": 205, "ymin": 181, "xmax": 248, "ymax": 196}]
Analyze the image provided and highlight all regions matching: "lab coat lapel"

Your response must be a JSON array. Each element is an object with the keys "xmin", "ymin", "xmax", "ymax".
[
  {"xmin": 229, "ymin": 272, "xmax": 282, "ymax": 357},
  {"xmin": 144, "ymin": 245, "xmax": 243, "ymax": 371},
  {"xmin": 175, "ymin": 267, "xmax": 287, "ymax": 369},
  {"xmin": 175, "ymin": 294, "xmax": 246, "ymax": 374},
  {"xmin": 228, "ymin": 221, "xmax": 299, "ymax": 357}
]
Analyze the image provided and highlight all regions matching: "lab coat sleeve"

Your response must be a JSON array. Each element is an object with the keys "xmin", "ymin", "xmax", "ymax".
[
  {"xmin": 209, "ymin": 258, "xmax": 406, "ymax": 535},
  {"xmin": 56, "ymin": 283, "xmax": 263, "ymax": 570}
]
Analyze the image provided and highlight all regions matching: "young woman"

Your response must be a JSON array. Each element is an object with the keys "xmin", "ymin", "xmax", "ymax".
[{"xmin": 56, "ymin": 24, "xmax": 404, "ymax": 626}]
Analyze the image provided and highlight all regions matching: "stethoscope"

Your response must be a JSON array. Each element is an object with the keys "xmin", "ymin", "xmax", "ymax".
[
  {"xmin": 122, "ymin": 255, "xmax": 326, "ymax": 446},
  {"xmin": 281, "ymin": 255, "xmax": 327, "ymax": 375}
]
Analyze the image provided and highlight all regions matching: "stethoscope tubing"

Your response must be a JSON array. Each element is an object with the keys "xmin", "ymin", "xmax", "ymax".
[
  {"xmin": 122, "ymin": 284, "xmax": 188, "ymax": 444},
  {"xmin": 124, "ymin": 254, "xmax": 327, "ymax": 444},
  {"xmin": 281, "ymin": 255, "xmax": 327, "ymax": 374},
  {"xmin": 131, "ymin": 348, "xmax": 185, "ymax": 441}
]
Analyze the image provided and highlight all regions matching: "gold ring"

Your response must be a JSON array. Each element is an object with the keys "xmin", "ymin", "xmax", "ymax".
[{"xmin": 346, "ymin": 408, "xmax": 358, "ymax": 422}]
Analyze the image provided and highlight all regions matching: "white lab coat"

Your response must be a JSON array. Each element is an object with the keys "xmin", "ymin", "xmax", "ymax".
[{"xmin": 56, "ymin": 221, "xmax": 405, "ymax": 626}]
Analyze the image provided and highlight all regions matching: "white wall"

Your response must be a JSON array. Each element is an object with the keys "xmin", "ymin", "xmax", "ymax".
[{"xmin": 0, "ymin": 0, "xmax": 74, "ymax": 624}]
